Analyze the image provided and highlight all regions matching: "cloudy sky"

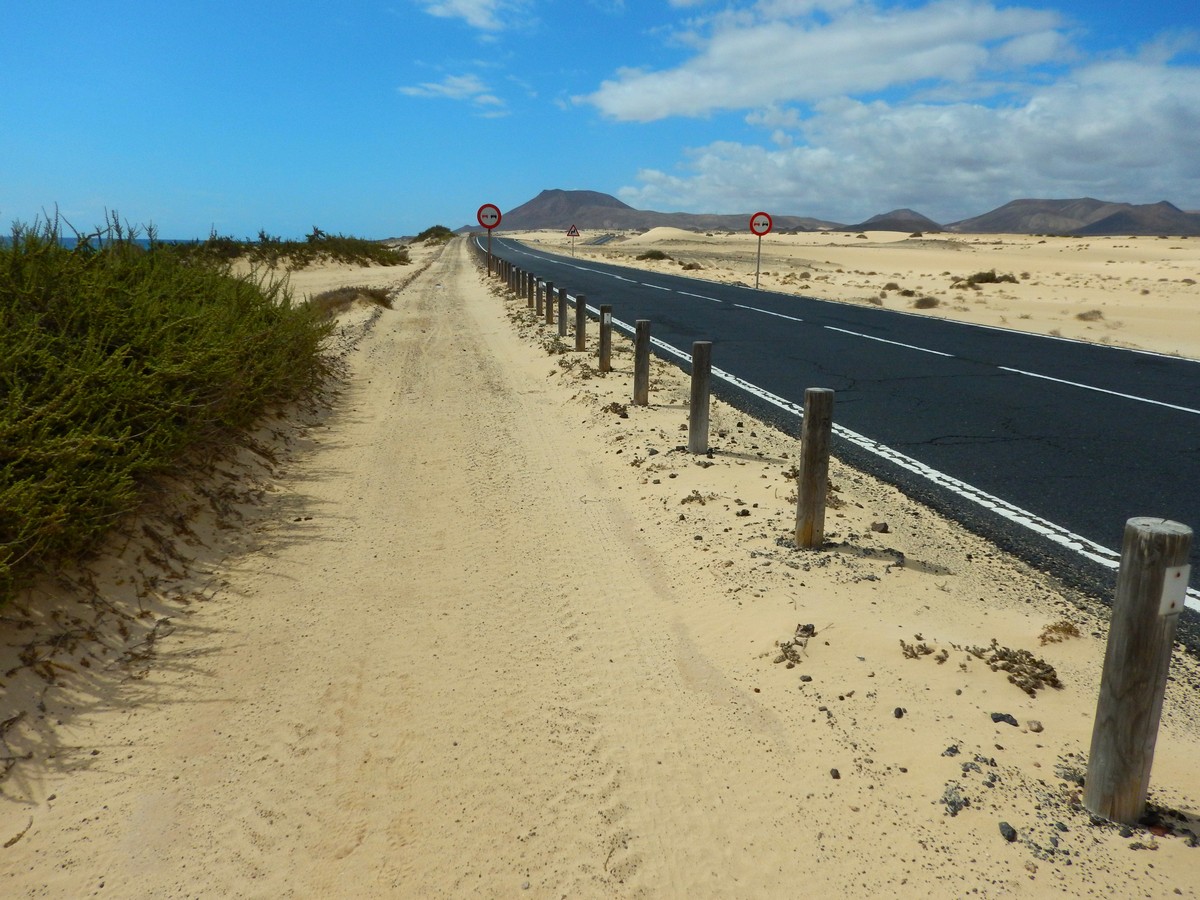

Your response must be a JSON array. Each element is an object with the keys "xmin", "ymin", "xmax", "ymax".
[{"xmin": 2, "ymin": 0, "xmax": 1196, "ymax": 237}]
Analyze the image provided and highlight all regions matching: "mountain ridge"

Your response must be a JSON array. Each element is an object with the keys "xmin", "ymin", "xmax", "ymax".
[{"xmin": 468, "ymin": 189, "xmax": 1200, "ymax": 236}]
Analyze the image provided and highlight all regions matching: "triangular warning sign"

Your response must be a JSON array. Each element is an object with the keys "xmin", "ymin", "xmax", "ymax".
[{"xmin": 566, "ymin": 224, "xmax": 580, "ymax": 237}]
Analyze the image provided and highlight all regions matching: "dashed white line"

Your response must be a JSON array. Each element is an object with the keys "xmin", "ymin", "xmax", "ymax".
[
  {"xmin": 999, "ymin": 367, "xmax": 1200, "ymax": 416},
  {"xmin": 733, "ymin": 303, "xmax": 803, "ymax": 323},
  {"xmin": 822, "ymin": 326, "xmax": 955, "ymax": 357}
]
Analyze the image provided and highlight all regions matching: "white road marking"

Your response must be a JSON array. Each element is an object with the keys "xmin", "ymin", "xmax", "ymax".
[
  {"xmin": 599, "ymin": 309, "xmax": 1200, "ymax": 613},
  {"xmin": 998, "ymin": 367, "xmax": 1200, "ymax": 416},
  {"xmin": 822, "ymin": 326, "xmax": 955, "ymax": 357},
  {"xmin": 493, "ymin": 238, "xmax": 1200, "ymax": 610},
  {"xmin": 733, "ymin": 303, "xmax": 803, "ymax": 323}
]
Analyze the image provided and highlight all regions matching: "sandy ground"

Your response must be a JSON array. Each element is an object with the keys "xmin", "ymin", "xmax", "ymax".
[
  {"xmin": 517, "ymin": 227, "xmax": 1200, "ymax": 360},
  {"xmin": 2, "ymin": 236, "xmax": 1199, "ymax": 898}
]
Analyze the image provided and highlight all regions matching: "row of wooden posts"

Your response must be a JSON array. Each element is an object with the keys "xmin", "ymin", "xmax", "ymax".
[{"xmin": 481, "ymin": 242, "xmax": 1193, "ymax": 829}]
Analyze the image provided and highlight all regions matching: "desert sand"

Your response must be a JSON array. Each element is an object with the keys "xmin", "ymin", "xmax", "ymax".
[{"xmin": 1, "ymin": 235, "xmax": 1198, "ymax": 898}]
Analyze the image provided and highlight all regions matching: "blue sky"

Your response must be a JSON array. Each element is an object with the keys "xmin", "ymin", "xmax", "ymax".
[{"xmin": 2, "ymin": 0, "xmax": 1197, "ymax": 238}]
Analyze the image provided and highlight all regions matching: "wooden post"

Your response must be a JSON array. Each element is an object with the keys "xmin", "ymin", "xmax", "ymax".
[
  {"xmin": 544, "ymin": 282, "xmax": 555, "ymax": 325},
  {"xmin": 1084, "ymin": 518, "xmax": 1192, "ymax": 824},
  {"xmin": 575, "ymin": 294, "xmax": 587, "ymax": 351},
  {"xmin": 633, "ymin": 320, "xmax": 650, "ymax": 406},
  {"xmin": 687, "ymin": 342, "xmax": 712, "ymax": 454},
  {"xmin": 599, "ymin": 305, "xmax": 613, "ymax": 373},
  {"xmin": 535, "ymin": 280, "xmax": 543, "ymax": 315},
  {"xmin": 795, "ymin": 388, "xmax": 835, "ymax": 549},
  {"xmin": 557, "ymin": 287, "xmax": 568, "ymax": 337}
]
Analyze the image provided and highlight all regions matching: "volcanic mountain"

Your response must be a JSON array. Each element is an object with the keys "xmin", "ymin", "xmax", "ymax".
[
  {"xmin": 947, "ymin": 199, "xmax": 1200, "ymax": 236},
  {"xmin": 491, "ymin": 189, "xmax": 840, "ymax": 233},
  {"xmin": 844, "ymin": 208, "xmax": 944, "ymax": 233}
]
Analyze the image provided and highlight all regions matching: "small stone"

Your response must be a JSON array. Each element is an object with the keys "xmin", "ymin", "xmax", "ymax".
[
  {"xmin": 800, "ymin": 675, "xmax": 813, "ymax": 682},
  {"xmin": 870, "ymin": 521, "xmax": 890, "ymax": 533},
  {"xmin": 1119, "ymin": 825, "xmax": 1134, "ymax": 838},
  {"xmin": 830, "ymin": 768, "xmax": 841, "ymax": 780},
  {"xmin": 1054, "ymin": 821, "xmax": 1069, "ymax": 833},
  {"xmin": 1027, "ymin": 720, "xmax": 1044, "ymax": 733},
  {"xmin": 894, "ymin": 707, "xmax": 906, "ymax": 719},
  {"xmin": 990, "ymin": 712, "xmax": 1019, "ymax": 727},
  {"xmin": 999, "ymin": 821, "xmax": 1018, "ymax": 842},
  {"xmin": 942, "ymin": 745, "xmax": 961, "ymax": 757}
]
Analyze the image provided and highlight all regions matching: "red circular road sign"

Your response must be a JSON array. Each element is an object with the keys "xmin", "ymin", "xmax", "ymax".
[
  {"xmin": 749, "ymin": 211, "xmax": 773, "ymax": 236},
  {"xmin": 477, "ymin": 203, "xmax": 502, "ymax": 230}
]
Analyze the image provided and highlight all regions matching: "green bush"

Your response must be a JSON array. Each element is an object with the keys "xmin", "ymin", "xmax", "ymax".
[
  {"xmin": 167, "ymin": 226, "xmax": 409, "ymax": 270},
  {"xmin": 414, "ymin": 224, "xmax": 454, "ymax": 243},
  {"xmin": 0, "ymin": 218, "xmax": 334, "ymax": 604}
]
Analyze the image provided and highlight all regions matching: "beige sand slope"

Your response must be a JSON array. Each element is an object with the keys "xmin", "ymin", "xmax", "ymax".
[{"xmin": 1, "ymin": 238, "xmax": 1198, "ymax": 897}]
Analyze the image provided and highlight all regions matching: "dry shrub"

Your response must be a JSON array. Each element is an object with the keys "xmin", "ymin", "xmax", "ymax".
[{"xmin": 309, "ymin": 285, "xmax": 393, "ymax": 317}]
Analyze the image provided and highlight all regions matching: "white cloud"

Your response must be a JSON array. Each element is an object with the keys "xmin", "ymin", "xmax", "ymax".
[
  {"xmin": 583, "ymin": 0, "xmax": 1064, "ymax": 121},
  {"xmin": 587, "ymin": 0, "xmax": 1198, "ymax": 218},
  {"xmin": 398, "ymin": 73, "xmax": 507, "ymax": 113},
  {"xmin": 412, "ymin": 0, "xmax": 527, "ymax": 31},
  {"xmin": 617, "ymin": 58, "xmax": 1200, "ymax": 222}
]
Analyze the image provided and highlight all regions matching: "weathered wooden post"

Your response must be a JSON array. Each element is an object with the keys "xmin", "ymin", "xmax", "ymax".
[
  {"xmin": 557, "ymin": 287, "xmax": 569, "ymax": 337},
  {"xmin": 526, "ymin": 272, "xmax": 534, "ymax": 308},
  {"xmin": 1084, "ymin": 518, "xmax": 1192, "ymax": 824},
  {"xmin": 687, "ymin": 342, "xmax": 712, "ymax": 453},
  {"xmin": 633, "ymin": 320, "xmax": 650, "ymax": 406},
  {"xmin": 575, "ymin": 295, "xmax": 588, "ymax": 351},
  {"xmin": 795, "ymin": 388, "xmax": 835, "ymax": 549},
  {"xmin": 544, "ymin": 282, "xmax": 555, "ymax": 325},
  {"xmin": 535, "ymin": 280, "xmax": 543, "ymax": 315},
  {"xmin": 598, "ymin": 305, "xmax": 613, "ymax": 373}
]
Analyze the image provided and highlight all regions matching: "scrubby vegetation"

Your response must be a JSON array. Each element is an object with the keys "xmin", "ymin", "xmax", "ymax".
[
  {"xmin": 0, "ymin": 217, "xmax": 335, "ymax": 605},
  {"xmin": 951, "ymin": 269, "xmax": 1019, "ymax": 289},
  {"xmin": 167, "ymin": 226, "xmax": 409, "ymax": 269},
  {"xmin": 309, "ymin": 285, "xmax": 394, "ymax": 317},
  {"xmin": 636, "ymin": 249, "xmax": 671, "ymax": 261},
  {"xmin": 413, "ymin": 224, "xmax": 454, "ymax": 243}
]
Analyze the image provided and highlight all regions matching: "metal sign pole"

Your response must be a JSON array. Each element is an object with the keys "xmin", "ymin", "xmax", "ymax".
[
  {"xmin": 755, "ymin": 234, "xmax": 763, "ymax": 290},
  {"xmin": 749, "ymin": 211, "xmax": 772, "ymax": 291}
]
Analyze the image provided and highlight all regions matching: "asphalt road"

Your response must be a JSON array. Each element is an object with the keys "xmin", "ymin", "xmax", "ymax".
[{"xmin": 482, "ymin": 237, "xmax": 1200, "ymax": 641}]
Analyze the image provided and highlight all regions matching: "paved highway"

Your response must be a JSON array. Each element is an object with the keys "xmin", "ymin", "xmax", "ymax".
[{"xmin": 482, "ymin": 236, "xmax": 1200, "ymax": 635}]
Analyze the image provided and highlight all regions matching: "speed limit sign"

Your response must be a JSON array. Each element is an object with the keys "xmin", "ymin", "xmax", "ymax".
[{"xmin": 749, "ymin": 211, "xmax": 773, "ymax": 236}]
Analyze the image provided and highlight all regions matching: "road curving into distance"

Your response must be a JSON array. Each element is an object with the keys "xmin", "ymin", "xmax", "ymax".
[{"xmin": 484, "ymin": 235, "xmax": 1200, "ymax": 644}]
